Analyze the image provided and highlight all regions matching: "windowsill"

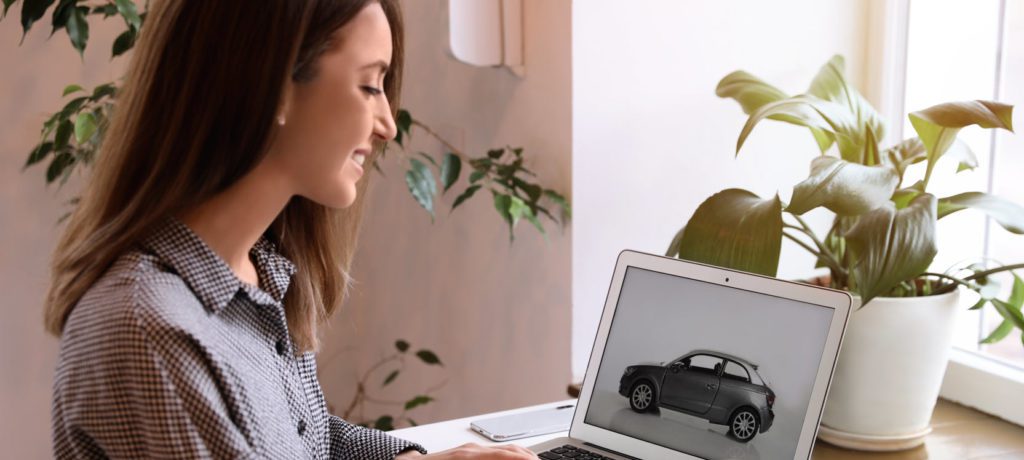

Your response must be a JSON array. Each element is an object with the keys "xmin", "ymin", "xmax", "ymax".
[
  {"xmin": 939, "ymin": 348, "xmax": 1024, "ymax": 427},
  {"xmin": 813, "ymin": 398, "xmax": 1024, "ymax": 459}
]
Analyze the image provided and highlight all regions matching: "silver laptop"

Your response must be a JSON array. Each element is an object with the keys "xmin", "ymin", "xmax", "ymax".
[{"xmin": 529, "ymin": 250, "xmax": 852, "ymax": 460}]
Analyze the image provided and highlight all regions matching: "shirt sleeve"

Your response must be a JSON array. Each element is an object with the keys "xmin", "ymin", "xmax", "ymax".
[
  {"xmin": 327, "ymin": 415, "xmax": 427, "ymax": 459},
  {"xmin": 52, "ymin": 309, "xmax": 255, "ymax": 459}
]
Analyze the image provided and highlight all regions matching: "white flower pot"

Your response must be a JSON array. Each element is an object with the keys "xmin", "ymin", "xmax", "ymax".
[{"xmin": 818, "ymin": 289, "xmax": 961, "ymax": 451}]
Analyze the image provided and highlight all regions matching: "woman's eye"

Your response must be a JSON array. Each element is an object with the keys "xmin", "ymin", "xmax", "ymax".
[{"xmin": 360, "ymin": 86, "xmax": 383, "ymax": 96}]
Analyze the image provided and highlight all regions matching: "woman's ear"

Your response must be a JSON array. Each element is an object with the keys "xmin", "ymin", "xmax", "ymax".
[{"xmin": 277, "ymin": 79, "xmax": 295, "ymax": 126}]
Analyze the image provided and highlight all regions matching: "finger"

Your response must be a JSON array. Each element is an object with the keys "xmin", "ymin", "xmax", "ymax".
[{"xmin": 490, "ymin": 444, "xmax": 539, "ymax": 459}]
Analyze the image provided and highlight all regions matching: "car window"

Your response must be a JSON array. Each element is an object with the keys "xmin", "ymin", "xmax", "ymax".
[
  {"xmin": 684, "ymin": 355, "xmax": 723, "ymax": 375},
  {"xmin": 723, "ymin": 360, "xmax": 750, "ymax": 382}
]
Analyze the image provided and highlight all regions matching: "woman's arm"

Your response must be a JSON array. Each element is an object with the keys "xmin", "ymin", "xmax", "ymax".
[{"xmin": 326, "ymin": 414, "xmax": 427, "ymax": 459}]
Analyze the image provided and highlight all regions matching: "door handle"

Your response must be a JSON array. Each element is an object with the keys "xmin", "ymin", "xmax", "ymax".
[{"xmin": 706, "ymin": 383, "xmax": 717, "ymax": 390}]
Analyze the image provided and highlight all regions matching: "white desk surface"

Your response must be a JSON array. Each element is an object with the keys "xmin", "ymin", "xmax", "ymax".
[{"xmin": 390, "ymin": 399, "xmax": 576, "ymax": 453}]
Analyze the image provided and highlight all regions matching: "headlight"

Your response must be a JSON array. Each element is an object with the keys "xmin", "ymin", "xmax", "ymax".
[{"xmin": 623, "ymin": 366, "xmax": 636, "ymax": 376}]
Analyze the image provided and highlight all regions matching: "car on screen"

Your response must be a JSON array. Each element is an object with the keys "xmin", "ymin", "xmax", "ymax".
[{"xmin": 619, "ymin": 349, "xmax": 775, "ymax": 442}]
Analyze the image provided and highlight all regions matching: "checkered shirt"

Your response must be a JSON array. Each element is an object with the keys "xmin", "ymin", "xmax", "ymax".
[{"xmin": 51, "ymin": 216, "xmax": 427, "ymax": 459}]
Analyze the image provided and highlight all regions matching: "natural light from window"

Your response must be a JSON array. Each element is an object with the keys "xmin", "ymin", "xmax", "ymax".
[{"xmin": 904, "ymin": 0, "xmax": 1024, "ymax": 369}]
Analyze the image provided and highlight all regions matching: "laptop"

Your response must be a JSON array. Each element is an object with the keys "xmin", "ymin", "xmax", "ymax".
[{"xmin": 528, "ymin": 250, "xmax": 852, "ymax": 460}]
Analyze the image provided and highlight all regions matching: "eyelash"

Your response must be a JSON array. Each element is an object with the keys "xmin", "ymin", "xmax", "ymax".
[{"xmin": 361, "ymin": 86, "xmax": 383, "ymax": 96}]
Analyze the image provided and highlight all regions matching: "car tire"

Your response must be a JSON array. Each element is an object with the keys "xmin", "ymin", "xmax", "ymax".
[
  {"xmin": 728, "ymin": 407, "xmax": 760, "ymax": 442},
  {"xmin": 628, "ymin": 381, "xmax": 655, "ymax": 413}
]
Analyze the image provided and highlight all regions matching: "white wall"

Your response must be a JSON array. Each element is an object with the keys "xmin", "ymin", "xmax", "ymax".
[
  {"xmin": 317, "ymin": 0, "xmax": 573, "ymax": 426},
  {"xmin": 571, "ymin": 0, "xmax": 872, "ymax": 378}
]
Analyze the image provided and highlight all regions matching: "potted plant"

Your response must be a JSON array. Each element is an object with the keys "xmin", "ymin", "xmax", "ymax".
[{"xmin": 666, "ymin": 55, "xmax": 1023, "ymax": 451}]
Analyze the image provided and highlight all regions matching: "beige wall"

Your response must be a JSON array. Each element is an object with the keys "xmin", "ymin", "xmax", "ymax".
[
  {"xmin": 0, "ymin": 0, "xmax": 571, "ymax": 456},
  {"xmin": 317, "ymin": 0, "xmax": 573, "ymax": 427},
  {"xmin": 0, "ymin": 12, "xmax": 127, "ymax": 458}
]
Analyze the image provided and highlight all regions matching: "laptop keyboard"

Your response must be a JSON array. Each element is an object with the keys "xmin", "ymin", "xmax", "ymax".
[{"xmin": 538, "ymin": 444, "xmax": 616, "ymax": 460}]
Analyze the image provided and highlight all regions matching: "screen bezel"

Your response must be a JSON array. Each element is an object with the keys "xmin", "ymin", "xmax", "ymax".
[{"xmin": 569, "ymin": 250, "xmax": 852, "ymax": 460}]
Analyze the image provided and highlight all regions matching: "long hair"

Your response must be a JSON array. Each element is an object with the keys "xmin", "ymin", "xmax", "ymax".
[{"xmin": 44, "ymin": 0, "xmax": 404, "ymax": 352}]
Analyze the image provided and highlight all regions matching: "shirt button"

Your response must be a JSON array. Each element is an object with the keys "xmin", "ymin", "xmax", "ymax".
[
  {"xmin": 297, "ymin": 419, "xmax": 307, "ymax": 436},
  {"xmin": 275, "ymin": 339, "xmax": 287, "ymax": 356}
]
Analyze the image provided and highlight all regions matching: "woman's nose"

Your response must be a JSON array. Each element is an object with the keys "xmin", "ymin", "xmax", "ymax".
[{"xmin": 374, "ymin": 99, "xmax": 398, "ymax": 141}]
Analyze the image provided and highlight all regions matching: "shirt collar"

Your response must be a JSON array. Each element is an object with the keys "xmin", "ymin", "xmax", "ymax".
[{"xmin": 140, "ymin": 216, "xmax": 297, "ymax": 313}]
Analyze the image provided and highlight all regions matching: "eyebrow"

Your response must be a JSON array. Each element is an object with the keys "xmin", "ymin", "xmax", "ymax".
[{"xmin": 361, "ymin": 60, "xmax": 389, "ymax": 75}]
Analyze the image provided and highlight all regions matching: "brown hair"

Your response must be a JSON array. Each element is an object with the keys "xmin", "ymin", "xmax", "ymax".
[{"xmin": 44, "ymin": 0, "xmax": 404, "ymax": 352}]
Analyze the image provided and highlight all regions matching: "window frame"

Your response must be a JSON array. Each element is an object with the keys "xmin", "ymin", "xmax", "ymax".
[{"xmin": 871, "ymin": 0, "xmax": 1024, "ymax": 427}]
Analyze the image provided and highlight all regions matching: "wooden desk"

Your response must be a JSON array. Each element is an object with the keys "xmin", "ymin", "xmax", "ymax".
[{"xmin": 392, "ymin": 399, "xmax": 1024, "ymax": 459}]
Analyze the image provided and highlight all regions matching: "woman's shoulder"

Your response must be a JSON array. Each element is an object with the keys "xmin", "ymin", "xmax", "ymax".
[{"xmin": 61, "ymin": 247, "xmax": 209, "ymax": 347}]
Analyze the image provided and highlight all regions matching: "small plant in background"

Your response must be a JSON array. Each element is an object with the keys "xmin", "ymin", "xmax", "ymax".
[
  {"xmin": 7, "ymin": 0, "xmax": 571, "ymax": 241},
  {"xmin": 668, "ymin": 54, "xmax": 1024, "ymax": 347},
  {"xmin": 330, "ymin": 340, "xmax": 446, "ymax": 431},
  {"xmin": 387, "ymin": 110, "xmax": 571, "ymax": 241}
]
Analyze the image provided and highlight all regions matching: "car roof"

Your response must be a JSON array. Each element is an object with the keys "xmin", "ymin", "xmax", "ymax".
[{"xmin": 682, "ymin": 349, "xmax": 759, "ymax": 370}]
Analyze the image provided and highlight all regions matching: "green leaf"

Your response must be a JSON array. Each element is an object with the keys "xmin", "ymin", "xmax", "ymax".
[
  {"xmin": 787, "ymin": 156, "xmax": 899, "ymax": 216},
  {"xmin": 404, "ymin": 395, "xmax": 434, "ymax": 411},
  {"xmin": 21, "ymin": 0, "xmax": 57, "ymax": 39},
  {"xmin": 677, "ymin": 189, "xmax": 783, "ymax": 276},
  {"xmin": 508, "ymin": 195, "xmax": 528, "ymax": 229},
  {"xmin": 468, "ymin": 170, "xmax": 485, "ymax": 184},
  {"xmin": 54, "ymin": 119, "xmax": 73, "ymax": 149},
  {"xmin": 991, "ymin": 299, "xmax": 1024, "ymax": 333},
  {"xmin": 937, "ymin": 192, "xmax": 1024, "ymax": 234},
  {"xmin": 113, "ymin": 0, "xmax": 140, "ymax": 30},
  {"xmin": 493, "ymin": 192, "xmax": 513, "ymax": 229},
  {"xmin": 2, "ymin": 0, "xmax": 15, "ymax": 18},
  {"xmin": 374, "ymin": 415, "xmax": 395, "ymax": 431},
  {"xmin": 91, "ymin": 82, "xmax": 116, "ymax": 100},
  {"xmin": 487, "ymin": 148, "xmax": 504, "ymax": 160},
  {"xmin": 845, "ymin": 194, "xmax": 938, "ymax": 305},
  {"xmin": 58, "ymin": 96, "xmax": 87, "ymax": 121},
  {"xmin": 523, "ymin": 206, "xmax": 546, "ymax": 238},
  {"xmin": 112, "ymin": 28, "xmax": 136, "ymax": 57},
  {"xmin": 981, "ymin": 320, "xmax": 1015, "ymax": 344},
  {"xmin": 543, "ymin": 189, "xmax": 572, "ymax": 220},
  {"xmin": 394, "ymin": 109, "xmax": 412, "ymax": 146},
  {"xmin": 61, "ymin": 84, "xmax": 83, "ymax": 97},
  {"xmin": 49, "ymin": 0, "xmax": 74, "ymax": 36},
  {"xmin": 736, "ymin": 95, "xmax": 859, "ymax": 161},
  {"xmin": 806, "ymin": 55, "xmax": 887, "ymax": 151},
  {"xmin": 908, "ymin": 100, "xmax": 1014, "ymax": 187},
  {"xmin": 90, "ymin": 4, "xmax": 117, "ymax": 18},
  {"xmin": 24, "ymin": 142, "xmax": 54, "ymax": 169},
  {"xmin": 665, "ymin": 226, "xmax": 686, "ymax": 258},
  {"xmin": 395, "ymin": 340, "xmax": 409, "ymax": 353},
  {"xmin": 46, "ymin": 151, "xmax": 75, "ymax": 184},
  {"xmin": 451, "ymin": 184, "xmax": 481, "ymax": 212},
  {"xmin": 415, "ymin": 349, "xmax": 442, "ymax": 366},
  {"xmin": 74, "ymin": 111, "xmax": 96, "ymax": 143},
  {"xmin": 405, "ymin": 158, "xmax": 436, "ymax": 219},
  {"xmin": 65, "ymin": 5, "xmax": 88, "ymax": 57},
  {"xmin": 440, "ymin": 153, "xmax": 461, "ymax": 193},
  {"xmin": 383, "ymin": 370, "xmax": 399, "ymax": 386},
  {"xmin": 716, "ymin": 70, "xmax": 833, "ymax": 153}
]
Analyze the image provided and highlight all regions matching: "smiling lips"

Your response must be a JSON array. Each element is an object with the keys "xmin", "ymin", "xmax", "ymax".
[{"xmin": 352, "ymin": 152, "xmax": 366, "ymax": 166}]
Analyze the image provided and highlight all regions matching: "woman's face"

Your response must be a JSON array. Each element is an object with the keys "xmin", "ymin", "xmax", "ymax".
[{"xmin": 268, "ymin": 2, "xmax": 396, "ymax": 209}]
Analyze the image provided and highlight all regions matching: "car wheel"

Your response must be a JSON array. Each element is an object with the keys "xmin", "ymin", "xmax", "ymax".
[
  {"xmin": 629, "ymin": 381, "xmax": 655, "ymax": 412},
  {"xmin": 728, "ymin": 407, "xmax": 759, "ymax": 442}
]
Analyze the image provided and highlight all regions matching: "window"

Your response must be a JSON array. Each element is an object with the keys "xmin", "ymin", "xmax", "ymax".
[
  {"xmin": 885, "ymin": 0, "xmax": 1024, "ymax": 426},
  {"xmin": 685, "ymin": 355, "xmax": 723, "ymax": 374},
  {"xmin": 723, "ymin": 360, "xmax": 750, "ymax": 383},
  {"xmin": 903, "ymin": 0, "xmax": 1023, "ymax": 370}
]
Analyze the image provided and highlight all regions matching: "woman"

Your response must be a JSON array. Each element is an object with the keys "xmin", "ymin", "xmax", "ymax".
[{"xmin": 45, "ymin": 1, "xmax": 537, "ymax": 458}]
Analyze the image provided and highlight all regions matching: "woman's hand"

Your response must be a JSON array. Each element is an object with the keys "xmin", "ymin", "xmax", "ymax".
[{"xmin": 396, "ymin": 442, "xmax": 539, "ymax": 459}]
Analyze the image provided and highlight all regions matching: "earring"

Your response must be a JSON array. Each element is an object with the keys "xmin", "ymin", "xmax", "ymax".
[{"xmin": 277, "ymin": 114, "xmax": 286, "ymax": 126}]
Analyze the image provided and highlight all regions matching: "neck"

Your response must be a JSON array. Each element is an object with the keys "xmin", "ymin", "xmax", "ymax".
[{"xmin": 177, "ymin": 160, "xmax": 293, "ymax": 281}]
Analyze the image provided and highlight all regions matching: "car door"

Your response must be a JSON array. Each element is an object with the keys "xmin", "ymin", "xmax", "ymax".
[{"xmin": 659, "ymin": 354, "xmax": 723, "ymax": 414}]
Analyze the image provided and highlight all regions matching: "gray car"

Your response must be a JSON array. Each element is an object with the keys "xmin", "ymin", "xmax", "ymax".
[{"xmin": 618, "ymin": 350, "xmax": 775, "ymax": 442}]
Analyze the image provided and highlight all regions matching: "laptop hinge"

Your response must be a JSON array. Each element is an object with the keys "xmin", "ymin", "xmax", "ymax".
[{"xmin": 583, "ymin": 442, "xmax": 640, "ymax": 460}]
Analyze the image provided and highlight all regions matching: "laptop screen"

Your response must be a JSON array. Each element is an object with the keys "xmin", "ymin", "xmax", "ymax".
[{"xmin": 583, "ymin": 266, "xmax": 835, "ymax": 460}]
